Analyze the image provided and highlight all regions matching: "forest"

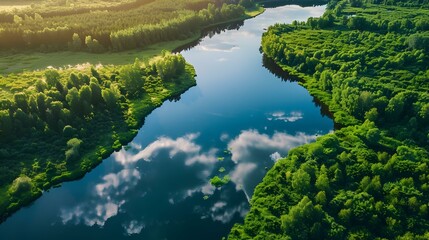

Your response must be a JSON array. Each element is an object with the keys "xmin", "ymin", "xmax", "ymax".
[
  {"xmin": 229, "ymin": 0, "xmax": 429, "ymax": 239},
  {"xmin": 0, "ymin": 51, "xmax": 196, "ymax": 221},
  {"xmin": 0, "ymin": 0, "xmax": 256, "ymax": 51}
]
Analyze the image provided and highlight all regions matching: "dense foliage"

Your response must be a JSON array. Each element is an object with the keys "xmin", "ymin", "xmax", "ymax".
[
  {"xmin": 0, "ymin": 51, "xmax": 196, "ymax": 221},
  {"xmin": 0, "ymin": 0, "xmax": 252, "ymax": 51},
  {"xmin": 229, "ymin": 0, "xmax": 429, "ymax": 239},
  {"xmin": 0, "ymin": 0, "xmax": 264, "ymax": 224}
]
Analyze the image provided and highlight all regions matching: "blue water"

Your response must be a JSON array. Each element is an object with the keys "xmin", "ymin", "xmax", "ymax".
[{"xmin": 0, "ymin": 4, "xmax": 330, "ymax": 240}]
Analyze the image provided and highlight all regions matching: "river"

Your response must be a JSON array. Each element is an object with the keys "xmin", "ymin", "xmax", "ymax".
[{"xmin": 0, "ymin": 4, "xmax": 331, "ymax": 240}]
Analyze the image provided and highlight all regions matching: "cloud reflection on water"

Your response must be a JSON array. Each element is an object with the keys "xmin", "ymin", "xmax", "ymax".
[
  {"xmin": 269, "ymin": 152, "xmax": 282, "ymax": 162},
  {"xmin": 227, "ymin": 130, "xmax": 318, "ymax": 198},
  {"xmin": 95, "ymin": 169, "xmax": 141, "ymax": 197},
  {"xmin": 122, "ymin": 220, "xmax": 145, "ymax": 236},
  {"xmin": 60, "ymin": 133, "xmax": 220, "ymax": 228},
  {"xmin": 228, "ymin": 129, "xmax": 316, "ymax": 163},
  {"xmin": 209, "ymin": 201, "xmax": 248, "ymax": 224},
  {"xmin": 59, "ymin": 128, "xmax": 319, "ymax": 229},
  {"xmin": 60, "ymin": 200, "xmax": 125, "ymax": 227},
  {"xmin": 113, "ymin": 133, "xmax": 217, "ymax": 166},
  {"xmin": 268, "ymin": 111, "xmax": 303, "ymax": 122},
  {"xmin": 197, "ymin": 43, "xmax": 239, "ymax": 52}
]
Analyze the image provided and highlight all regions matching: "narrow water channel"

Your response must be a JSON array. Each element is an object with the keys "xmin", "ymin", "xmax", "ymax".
[{"xmin": 0, "ymin": 4, "xmax": 331, "ymax": 239}]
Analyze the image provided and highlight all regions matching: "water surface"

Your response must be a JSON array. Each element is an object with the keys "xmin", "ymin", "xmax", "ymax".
[{"xmin": 0, "ymin": 4, "xmax": 331, "ymax": 240}]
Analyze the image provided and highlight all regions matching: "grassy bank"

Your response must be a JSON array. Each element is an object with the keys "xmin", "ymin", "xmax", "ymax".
[
  {"xmin": 0, "ymin": 7, "xmax": 264, "ymax": 74},
  {"xmin": 0, "ymin": 35, "xmax": 201, "ymax": 74}
]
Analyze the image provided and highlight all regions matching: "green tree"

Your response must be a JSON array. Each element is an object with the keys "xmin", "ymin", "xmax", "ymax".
[
  {"xmin": 281, "ymin": 196, "xmax": 325, "ymax": 239},
  {"xmin": 365, "ymin": 108, "xmax": 378, "ymax": 122},
  {"xmin": 102, "ymin": 89, "xmax": 118, "ymax": 109},
  {"xmin": 385, "ymin": 93, "xmax": 405, "ymax": 121},
  {"xmin": 63, "ymin": 125, "xmax": 77, "ymax": 138},
  {"xmin": 67, "ymin": 72, "xmax": 81, "ymax": 89},
  {"xmin": 348, "ymin": 16, "xmax": 367, "ymax": 30},
  {"xmin": 47, "ymin": 101, "xmax": 63, "ymax": 129},
  {"xmin": 315, "ymin": 191, "xmax": 327, "ymax": 205},
  {"xmin": 13, "ymin": 93, "xmax": 28, "ymax": 113},
  {"xmin": 155, "ymin": 52, "xmax": 186, "ymax": 81},
  {"xmin": 292, "ymin": 169, "xmax": 311, "ymax": 194},
  {"xmin": 35, "ymin": 79, "xmax": 47, "ymax": 92},
  {"xmin": 320, "ymin": 70, "xmax": 333, "ymax": 91},
  {"xmin": 79, "ymin": 85, "xmax": 93, "ymax": 116},
  {"xmin": 69, "ymin": 33, "xmax": 82, "ymax": 51},
  {"xmin": 316, "ymin": 172, "xmax": 330, "ymax": 191},
  {"xmin": 85, "ymin": 35, "xmax": 104, "ymax": 53},
  {"xmin": 89, "ymin": 78, "xmax": 103, "ymax": 106},
  {"xmin": 419, "ymin": 103, "xmax": 429, "ymax": 122},
  {"xmin": 66, "ymin": 87, "xmax": 81, "ymax": 114},
  {"xmin": 65, "ymin": 138, "xmax": 82, "ymax": 162},
  {"xmin": 0, "ymin": 110, "xmax": 13, "ymax": 136},
  {"xmin": 13, "ymin": 15, "xmax": 23, "ymax": 24},
  {"xmin": 8, "ymin": 175, "xmax": 34, "ymax": 197},
  {"xmin": 44, "ymin": 69, "xmax": 61, "ymax": 89},
  {"xmin": 366, "ymin": 128, "xmax": 381, "ymax": 144},
  {"xmin": 119, "ymin": 64, "xmax": 144, "ymax": 97},
  {"xmin": 408, "ymin": 34, "xmax": 429, "ymax": 52},
  {"xmin": 36, "ymin": 93, "xmax": 47, "ymax": 118}
]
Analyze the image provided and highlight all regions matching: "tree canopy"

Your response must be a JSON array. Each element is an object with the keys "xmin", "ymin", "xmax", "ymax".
[
  {"xmin": 229, "ymin": 0, "xmax": 429, "ymax": 239},
  {"xmin": 0, "ymin": 52, "xmax": 196, "ymax": 222}
]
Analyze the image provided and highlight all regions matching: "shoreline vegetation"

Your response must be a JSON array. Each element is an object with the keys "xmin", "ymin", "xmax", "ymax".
[
  {"xmin": 0, "ymin": 4, "xmax": 265, "ymax": 74},
  {"xmin": 229, "ymin": 0, "xmax": 429, "ymax": 239},
  {"xmin": 0, "ymin": 51, "xmax": 197, "ymax": 223},
  {"xmin": 0, "ymin": 0, "xmax": 261, "ymax": 55},
  {"xmin": 0, "ymin": 0, "xmax": 266, "ymax": 223}
]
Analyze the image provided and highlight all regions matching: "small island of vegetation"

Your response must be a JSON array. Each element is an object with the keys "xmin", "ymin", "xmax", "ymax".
[{"xmin": 229, "ymin": 0, "xmax": 429, "ymax": 239}]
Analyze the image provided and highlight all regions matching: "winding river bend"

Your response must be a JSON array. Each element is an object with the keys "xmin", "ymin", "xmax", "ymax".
[{"xmin": 0, "ymin": 4, "xmax": 331, "ymax": 240}]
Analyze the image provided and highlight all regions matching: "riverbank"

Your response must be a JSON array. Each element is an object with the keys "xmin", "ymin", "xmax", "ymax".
[
  {"xmin": 0, "ymin": 7, "xmax": 264, "ymax": 74},
  {"xmin": 0, "ymin": 53, "xmax": 196, "ymax": 223},
  {"xmin": 0, "ymin": 3, "xmax": 265, "ymax": 224},
  {"xmin": 0, "ymin": 4, "xmax": 333, "ymax": 238},
  {"xmin": 229, "ymin": 0, "xmax": 429, "ymax": 239}
]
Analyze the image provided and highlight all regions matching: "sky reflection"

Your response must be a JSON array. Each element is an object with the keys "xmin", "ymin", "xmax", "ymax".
[
  {"xmin": 59, "ymin": 133, "xmax": 224, "ymax": 231},
  {"xmin": 227, "ymin": 130, "xmax": 318, "ymax": 197},
  {"xmin": 122, "ymin": 220, "xmax": 145, "ymax": 236},
  {"xmin": 268, "ymin": 111, "xmax": 304, "ymax": 122},
  {"xmin": 60, "ymin": 199, "xmax": 125, "ymax": 227},
  {"xmin": 197, "ymin": 42, "xmax": 240, "ymax": 52},
  {"xmin": 59, "ymin": 128, "xmax": 317, "ymax": 230},
  {"xmin": 113, "ymin": 133, "xmax": 218, "ymax": 166}
]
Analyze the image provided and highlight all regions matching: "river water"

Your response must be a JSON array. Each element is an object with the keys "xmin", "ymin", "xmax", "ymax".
[{"xmin": 0, "ymin": 4, "xmax": 330, "ymax": 240}]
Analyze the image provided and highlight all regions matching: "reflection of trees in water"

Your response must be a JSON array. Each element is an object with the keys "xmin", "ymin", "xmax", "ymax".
[
  {"xmin": 174, "ymin": 20, "xmax": 244, "ymax": 52},
  {"xmin": 262, "ymin": 54, "xmax": 301, "ymax": 82},
  {"xmin": 260, "ymin": 0, "xmax": 328, "ymax": 8},
  {"xmin": 175, "ymin": 0, "xmax": 327, "ymax": 52},
  {"xmin": 168, "ymin": 94, "xmax": 182, "ymax": 102},
  {"xmin": 262, "ymin": 54, "xmax": 339, "ymax": 128}
]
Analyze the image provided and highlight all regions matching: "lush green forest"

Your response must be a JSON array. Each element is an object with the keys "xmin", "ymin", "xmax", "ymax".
[
  {"xmin": 0, "ymin": 51, "xmax": 196, "ymax": 221},
  {"xmin": 0, "ymin": 0, "xmax": 257, "ymax": 51},
  {"xmin": 0, "ymin": 0, "xmax": 267, "ymax": 224},
  {"xmin": 229, "ymin": 0, "xmax": 429, "ymax": 239}
]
